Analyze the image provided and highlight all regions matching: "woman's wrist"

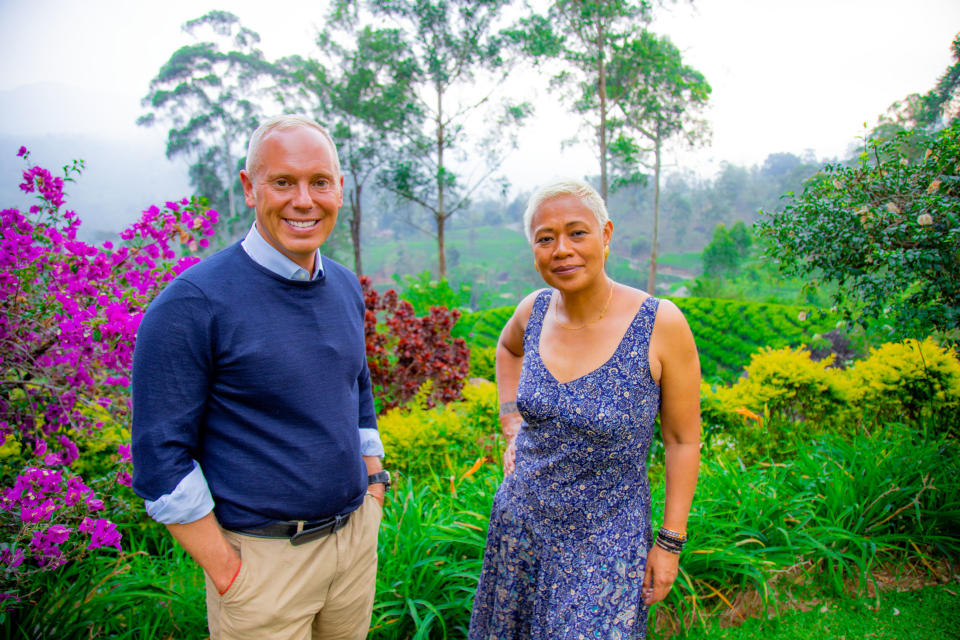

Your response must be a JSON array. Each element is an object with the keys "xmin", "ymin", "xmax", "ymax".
[{"xmin": 655, "ymin": 526, "xmax": 688, "ymax": 555}]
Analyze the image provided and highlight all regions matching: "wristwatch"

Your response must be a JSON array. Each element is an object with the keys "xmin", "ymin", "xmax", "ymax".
[{"xmin": 368, "ymin": 470, "xmax": 391, "ymax": 491}]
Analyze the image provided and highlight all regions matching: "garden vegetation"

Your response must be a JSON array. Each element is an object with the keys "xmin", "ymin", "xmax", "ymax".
[{"xmin": 1, "ymin": 145, "xmax": 958, "ymax": 638}]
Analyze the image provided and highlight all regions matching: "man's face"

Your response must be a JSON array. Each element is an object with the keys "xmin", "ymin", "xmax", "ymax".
[{"xmin": 240, "ymin": 126, "xmax": 343, "ymax": 272}]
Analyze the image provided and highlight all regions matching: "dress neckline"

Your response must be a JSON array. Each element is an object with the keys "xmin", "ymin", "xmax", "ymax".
[{"xmin": 534, "ymin": 291, "xmax": 656, "ymax": 386}]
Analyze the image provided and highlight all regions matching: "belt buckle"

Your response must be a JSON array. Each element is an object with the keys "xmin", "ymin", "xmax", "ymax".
[{"xmin": 289, "ymin": 516, "xmax": 336, "ymax": 546}]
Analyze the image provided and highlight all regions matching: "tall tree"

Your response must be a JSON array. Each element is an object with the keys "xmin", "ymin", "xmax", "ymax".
[
  {"xmin": 138, "ymin": 11, "xmax": 276, "ymax": 239},
  {"xmin": 512, "ymin": 0, "xmax": 651, "ymax": 202},
  {"xmin": 873, "ymin": 32, "xmax": 960, "ymax": 141},
  {"xmin": 607, "ymin": 32, "xmax": 710, "ymax": 293},
  {"xmin": 277, "ymin": 26, "xmax": 421, "ymax": 275},
  {"xmin": 760, "ymin": 123, "xmax": 960, "ymax": 341},
  {"xmin": 338, "ymin": 0, "xmax": 530, "ymax": 277}
]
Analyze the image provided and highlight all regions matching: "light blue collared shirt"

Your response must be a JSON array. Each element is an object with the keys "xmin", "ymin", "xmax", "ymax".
[
  {"xmin": 241, "ymin": 222, "xmax": 324, "ymax": 281},
  {"xmin": 144, "ymin": 223, "xmax": 385, "ymax": 525}
]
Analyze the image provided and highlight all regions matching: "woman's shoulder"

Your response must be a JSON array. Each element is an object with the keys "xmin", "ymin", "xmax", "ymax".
[
  {"xmin": 497, "ymin": 288, "xmax": 549, "ymax": 353},
  {"xmin": 612, "ymin": 283, "xmax": 682, "ymax": 316},
  {"xmin": 611, "ymin": 282, "xmax": 657, "ymax": 313},
  {"xmin": 648, "ymin": 296, "xmax": 696, "ymax": 354},
  {"xmin": 513, "ymin": 288, "xmax": 550, "ymax": 328}
]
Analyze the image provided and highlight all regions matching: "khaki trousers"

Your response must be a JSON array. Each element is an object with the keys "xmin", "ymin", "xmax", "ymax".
[{"xmin": 205, "ymin": 494, "xmax": 382, "ymax": 640}]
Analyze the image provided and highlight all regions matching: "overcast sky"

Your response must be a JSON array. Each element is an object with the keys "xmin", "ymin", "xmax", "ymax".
[{"xmin": 1, "ymin": 0, "xmax": 958, "ymax": 204}]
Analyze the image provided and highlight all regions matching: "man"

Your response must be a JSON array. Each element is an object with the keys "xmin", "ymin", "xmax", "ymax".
[{"xmin": 131, "ymin": 115, "xmax": 389, "ymax": 639}]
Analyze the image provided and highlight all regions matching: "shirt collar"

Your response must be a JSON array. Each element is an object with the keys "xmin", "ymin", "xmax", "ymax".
[{"xmin": 241, "ymin": 223, "xmax": 324, "ymax": 281}]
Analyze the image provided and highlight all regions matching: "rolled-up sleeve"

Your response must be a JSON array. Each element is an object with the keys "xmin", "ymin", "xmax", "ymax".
[
  {"xmin": 359, "ymin": 428, "xmax": 384, "ymax": 458},
  {"xmin": 144, "ymin": 460, "xmax": 215, "ymax": 524}
]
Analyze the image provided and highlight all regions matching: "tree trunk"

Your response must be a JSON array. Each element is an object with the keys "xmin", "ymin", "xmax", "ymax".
[
  {"xmin": 437, "ymin": 212, "xmax": 446, "ymax": 280},
  {"xmin": 597, "ymin": 21, "xmax": 608, "ymax": 203},
  {"xmin": 350, "ymin": 180, "xmax": 363, "ymax": 276},
  {"xmin": 223, "ymin": 135, "xmax": 237, "ymax": 227},
  {"xmin": 435, "ymin": 81, "xmax": 447, "ymax": 278},
  {"xmin": 647, "ymin": 129, "xmax": 662, "ymax": 294}
]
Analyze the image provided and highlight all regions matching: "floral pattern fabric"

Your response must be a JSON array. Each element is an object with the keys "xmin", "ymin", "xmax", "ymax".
[{"xmin": 470, "ymin": 290, "xmax": 661, "ymax": 640}]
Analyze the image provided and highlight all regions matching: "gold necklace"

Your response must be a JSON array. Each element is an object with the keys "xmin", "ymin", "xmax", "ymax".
[{"xmin": 553, "ymin": 280, "xmax": 615, "ymax": 330}]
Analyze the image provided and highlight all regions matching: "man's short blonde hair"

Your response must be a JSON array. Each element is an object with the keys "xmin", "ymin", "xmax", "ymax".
[
  {"xmin": 522, "ymin": 179, "xmax": 610, "ymax": 243},
  {"xmin": 244, "ymin": 115, "xmax": 340, "ymax": 179}
]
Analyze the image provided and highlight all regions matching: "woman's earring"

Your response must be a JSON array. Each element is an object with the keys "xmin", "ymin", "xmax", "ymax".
[{"xmin": 604, "ymin": 246, "xmax": 610, "ymax": 261}]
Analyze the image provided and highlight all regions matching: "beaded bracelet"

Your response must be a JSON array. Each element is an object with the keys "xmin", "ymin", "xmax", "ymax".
[
  {"xmin": 658, "ymin": 527, "xmax": 688, "ymax": 543},
  {"xmin": 655, "ymin": 528, "xmax": 687, "ymax": 555},
  {"xmin": 655, "ymin": 537, "xmax": 683, "ymax": 554}
]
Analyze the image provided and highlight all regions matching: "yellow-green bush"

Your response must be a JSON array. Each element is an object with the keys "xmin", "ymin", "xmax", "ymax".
[
  {"xmin": 379, "ymin": 379, "xmax": 500, "ymax": 479},
  {"xmin": 469, "ymin": 345, "xmax": 497, "ymax": 381},
  {"xmin": 700, "ymin": 339, "xmax": 960, "ymax": 460},
  {"xmin": 701, "ymin": 346, "xmax": 849, "ymax": 460},
  {"xmin": 728, "ymin": 346, "xmax": 848, "ymax": 423},
  {"xmin": 846, "ymin": 338, "xmax": 960, "ymax": 434}
]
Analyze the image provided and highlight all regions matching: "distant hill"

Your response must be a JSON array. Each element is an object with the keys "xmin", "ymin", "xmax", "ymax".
[{"xmin": 0, "ymin": 83, "xmax": 192, "ymax": 240}]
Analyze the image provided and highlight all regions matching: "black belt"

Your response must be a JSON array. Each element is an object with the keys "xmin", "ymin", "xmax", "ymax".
[{"xmin": 231, "ymin": 512, "xmax": 350, "ymax": 546}]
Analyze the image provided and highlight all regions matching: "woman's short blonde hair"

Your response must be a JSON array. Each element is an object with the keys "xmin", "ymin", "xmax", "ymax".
[{"xmin": 522, "ymin": 179, "xmax": 610, "ymax": 243}]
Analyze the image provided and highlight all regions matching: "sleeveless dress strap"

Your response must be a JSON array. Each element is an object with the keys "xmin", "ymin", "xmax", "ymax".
[
  {"xmin": 622, "ymin": 295, "xmax": 660, "ymax": 366},
  {"xmin": 522, "ymin": 289, "xmax": 552, "ymax": 354}
]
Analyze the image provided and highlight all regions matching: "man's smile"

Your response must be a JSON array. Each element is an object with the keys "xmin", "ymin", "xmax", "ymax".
[{"xmin": 285, "ymin": 219, "xmax": 320, "ymax": 229}]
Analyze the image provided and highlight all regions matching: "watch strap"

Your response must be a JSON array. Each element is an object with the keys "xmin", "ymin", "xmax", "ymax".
[{"xmin": 367, "ymin": 470, "xmax": 391, "ymax": 489}]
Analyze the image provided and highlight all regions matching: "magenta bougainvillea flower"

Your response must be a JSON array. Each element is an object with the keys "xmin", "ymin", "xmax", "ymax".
[{"xmin": 1, "ymin": 147, "xmax": 219, "ymax": 603}]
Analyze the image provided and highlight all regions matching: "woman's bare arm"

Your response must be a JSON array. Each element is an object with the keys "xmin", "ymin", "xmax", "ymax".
[
  {"xmin": 644, "ymin": 299, "xmax": 702, "ymax": 604},
  {"xmin": 495, "ymin": 292, "xmax": 538, "ymax": 475}
]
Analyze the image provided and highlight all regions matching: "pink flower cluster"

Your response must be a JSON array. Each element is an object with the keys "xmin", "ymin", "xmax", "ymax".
[
  {"xmin": 1, "ymin": 466, "xmax": 111, "ymax": 568},
  {"xmin": 1, "ymin": 147, "xmax": 220, "ymax": 598}
]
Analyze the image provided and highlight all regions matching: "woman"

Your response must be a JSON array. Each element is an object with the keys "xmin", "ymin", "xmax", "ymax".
[{"xmin": 469, "ymin": 180, "xmax": 701, "ymax": 639}]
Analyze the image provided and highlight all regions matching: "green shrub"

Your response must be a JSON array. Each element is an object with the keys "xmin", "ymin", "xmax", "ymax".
[
  {"xmin": 378, "ymin": 380, "xmax": 500, "ymax": 479},
  {"xmin": 457, "ymin": 306, "xmax": 514, "ymax": 349},
  {"xmin": 700, "ymin": 346, "xmax": 850, "ymax": 460},
  {"xmin": 672, "ymin": 297, "xmax": 837, "ymax": 382},
  {"xmin": 846, "ymin": 338, "xmax": 960, "ymax": 435},
  {"xmin": 701, "ymin": 339, "xmax": 960, "ymax": 462},
  {"xmin": 468, "ymin": 346, "xmax": 497, "ymax": 381},
  {"xmin": 394, "ymin": 270, "xmax": 473, "ymax": 315}
]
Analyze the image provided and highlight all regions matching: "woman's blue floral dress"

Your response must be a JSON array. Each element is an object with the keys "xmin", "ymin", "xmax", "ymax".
[{"xmin": 469, "ymin": 290, "xmax": 661, "ymax": 640}]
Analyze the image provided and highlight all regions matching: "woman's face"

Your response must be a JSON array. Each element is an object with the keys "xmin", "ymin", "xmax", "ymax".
[{"xmin": 529, "ymin": 195, "xmax": 612, "ymax": 292}]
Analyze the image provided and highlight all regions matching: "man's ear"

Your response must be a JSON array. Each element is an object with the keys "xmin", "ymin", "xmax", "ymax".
[{"xmin": 240, "ymin": 170, "xmax": 257, "ymax": 208}]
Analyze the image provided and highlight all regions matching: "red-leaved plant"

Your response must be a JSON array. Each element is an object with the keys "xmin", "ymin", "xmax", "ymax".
[{"xmin": 361, "ymin": 276, "xmax": 470, "ymax": 412}]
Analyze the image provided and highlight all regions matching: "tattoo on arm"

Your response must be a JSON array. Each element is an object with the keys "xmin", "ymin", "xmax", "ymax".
[{"xmin": 499, "ymin": 401, "xmax": 519, "ymax": 417}]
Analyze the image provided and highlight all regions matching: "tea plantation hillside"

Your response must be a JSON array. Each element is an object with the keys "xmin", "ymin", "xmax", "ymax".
[
  {"xmin": 458, "ymin": 297, "xmax": 837, "ymax": 382},
  {"xmin": 364, "ymin": 226, "xmax": 701, "ymax": 306}
]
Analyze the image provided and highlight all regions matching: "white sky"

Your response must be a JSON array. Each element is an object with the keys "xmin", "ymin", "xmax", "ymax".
[{"xmin": 0, "ymin": 0, "xmax": 958, "ymax": 195}]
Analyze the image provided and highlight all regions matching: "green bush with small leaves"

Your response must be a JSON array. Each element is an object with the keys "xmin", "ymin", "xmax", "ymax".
[
  {"xmin": 378, "ymin": 380, "xmax": 500, "ymax": 479},
  {"xmin": 846, "ymin": 338, "xmax": 960, "ymax": 435}
]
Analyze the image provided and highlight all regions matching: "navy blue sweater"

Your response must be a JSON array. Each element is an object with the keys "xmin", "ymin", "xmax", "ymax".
[{"xmin": 131, "ymin": 243, "xmax": 376, "ymax": 529}]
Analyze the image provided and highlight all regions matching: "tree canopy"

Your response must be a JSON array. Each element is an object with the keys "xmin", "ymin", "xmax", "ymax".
[
  {"xmin": 760, "ymin": 123, "xmax": 960, "ymax": 341},
  {"xmin": 873, "ymin": 32, "xmax": 960, "ymax": 140},
  {"xmin": 606, "ymin": 31, "xmax": 710, "ymax": 292},
  {"xmin": 276, "ymin": 25, "xmax": 422, "ymax": 274},
  {"xmin": 138, "ymin": 11, "xmax": 277, "ymax": 239},
  {"xmin": 335, "ymin": 0, "xmax": 530, "ymax": 277},
  {"xmin": 512, "ymin": 0, "xmax": 652, "ymax": 202}
]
